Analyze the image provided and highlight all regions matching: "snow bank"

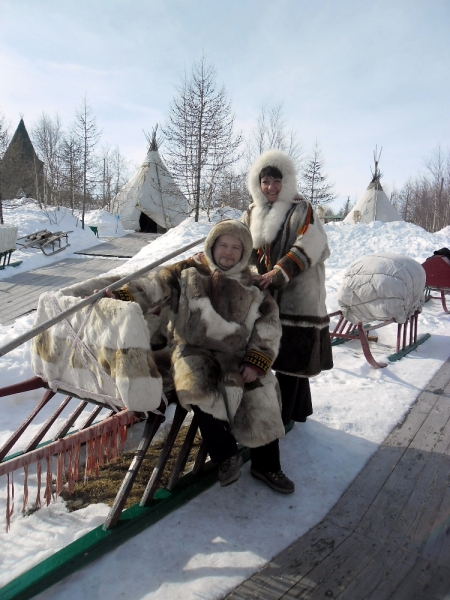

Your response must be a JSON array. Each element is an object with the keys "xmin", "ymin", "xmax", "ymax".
[{"xmin": 83, "ymin": 209, "xmax": 126, "ymax": 237}]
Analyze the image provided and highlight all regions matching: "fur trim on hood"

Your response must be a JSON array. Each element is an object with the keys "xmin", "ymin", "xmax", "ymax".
[
  {"xmin": 247, "ymin": 149, "xmax": 302, "ymax": 206},
  {"xmin": 204, "ymin": 219, "xmax": 253, "ymax": 276},
  {"xmin": 246, "ymin": 150, "xmax": 307, "ymax": 248}
]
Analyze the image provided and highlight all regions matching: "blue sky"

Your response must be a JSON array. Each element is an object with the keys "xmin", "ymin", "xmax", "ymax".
[{"xmin": 1, "ymin": 0, "xmax": 449, "ymax": 210}]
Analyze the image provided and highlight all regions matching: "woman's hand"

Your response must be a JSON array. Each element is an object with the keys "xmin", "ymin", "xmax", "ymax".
[
  {"xmin": 240, "ymin": 364, "xmax": 258, "ymax": 383},
  {"xmin": 93, "ymin": 288, "xmax": 118, "ymax": 299},
  {"xmin": 253, "ymin": 268, "xmax": 278, "ymax": 290}
]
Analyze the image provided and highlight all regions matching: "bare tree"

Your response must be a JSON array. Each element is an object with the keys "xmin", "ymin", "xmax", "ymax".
[
  {"xmin": 338, "ymin": 196, "xmax": 353, "ymax": 217},
  {"xmin": 162, "ymin": 57, "xmax": 242, "ymax": 221},
  {"xmin": 300, "ymin": 141, "xmax": 336, "ymax": 206},
  {"xmin": 244, "ymin": 102, "xmax": 303, "ymax": 171},
  {"xmin": 0, "ymin": 111, "xmax": 10, "ymax": 160},
  {"xmin": 31, "ymin": 113, "xmax": 64, "ymax": 206},
  {"xmin": 395, "ymin": 145, "xmax": 450, "ymax": 232},
  {"xmin": 100, "ymin": 145, "xmax": 131, "ymax": 211},
  {"xmin": 59, "ymin": 133, "xmax": 84, "ymax": 211},
  {"xmin": 73, "ymin": 97, "xmax": 101, "ymax": 227},
  {"xmin": 0, "ymin": 111, "xmax": 11, "ymax": 223}
]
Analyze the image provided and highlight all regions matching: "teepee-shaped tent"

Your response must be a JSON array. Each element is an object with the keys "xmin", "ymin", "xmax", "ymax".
[
  {"xmin": 112, "ymin": 129, "xmax": 189, "ymax": 232},
  {"xmin": 344, "ymin": 150, "xmax": 403, "ymax": 225},
  {"xmin": 0, "ymin": 118, "xmax": 44, "ymax": 200}
]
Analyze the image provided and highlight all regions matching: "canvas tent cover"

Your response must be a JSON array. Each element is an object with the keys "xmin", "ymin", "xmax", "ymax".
[
  {"xmin": 337, "ymin": 253, "xmax": 426, "ymax": 324},
  {"xmin": 344, "ymin": 181, "xmax": 403, "ymax": 224},
  {"xmin": 113, "ymin": 150, "xmax": 189, "ymax": 231}
]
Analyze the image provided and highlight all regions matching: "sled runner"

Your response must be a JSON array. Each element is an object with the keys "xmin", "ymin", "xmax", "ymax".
[
  {"xmin": 329, "ymin": 309, "xmax": 430, "ymax": 368},
  {"xmin": 16, "ymin": 229, "xmax": 71, "ymax": 256}
]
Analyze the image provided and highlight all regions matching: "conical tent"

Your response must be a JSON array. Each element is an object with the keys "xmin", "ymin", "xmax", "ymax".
[
  {"xmin": 112, "ymin": 144, "xmax": 189, "ymax": 232},
  {"xmin": 344, "ymin": 153, "xmax": 403, "ymax": 225}
]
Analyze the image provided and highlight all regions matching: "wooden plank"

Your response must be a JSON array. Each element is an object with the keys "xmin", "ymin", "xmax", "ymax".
[
  {"xmin": 355, "ymin": 390, "xmax": 450, "ymax": 542},
  {"xmin": 225, "ymin": 520, "xmax": 351, "ymax": 600},
  {"xmin": 387, "ymin": 451, "xmax": 450, "ymax": 555},
  {"xmin": 0, "ymin": 257, "xmax": 126, "ymax": 325},
  {"xmin": 280, "ymin": 531, "xmax": 386, "ymax": 600},
  {"xmin": 421, "ymin": 470, "xmax": 450, "ymax": 566},
  {"xmin": 384, "ymin": 390, "xmax": 440, "ymax": 448},
  {"xmin": 75, "ymin": 233, "xmax": 158, "ymax": 258},
  {"xmin": 328, "ymin": 444, "xmax": 405, "ymax": 531},
  {"xmin": 389, "ymin": 557, "xmax": 450, "ymax": 600},
  {"xmin": 335, "ymin": 541, "xmax": 418, "ymax": 600}
]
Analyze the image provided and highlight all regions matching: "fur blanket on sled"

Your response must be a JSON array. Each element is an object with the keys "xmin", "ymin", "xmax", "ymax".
[{"xmin": 31, "ymin": 291, "xmax": 162, "ymax": 413}]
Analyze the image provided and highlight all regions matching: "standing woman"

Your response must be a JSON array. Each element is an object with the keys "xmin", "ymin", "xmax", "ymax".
[{"xmin": 241, "ymin": 149, "xmax": 333, "ymax": 425}]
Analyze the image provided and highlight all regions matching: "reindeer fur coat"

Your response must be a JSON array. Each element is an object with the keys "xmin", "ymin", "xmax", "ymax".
[
  {"xmin": 59, "ymin": 220, "xmax": 285, "ymax": 448},
  {"xmin": 242, "ymin": 150, "xmax": 333, "ymax": 378}
]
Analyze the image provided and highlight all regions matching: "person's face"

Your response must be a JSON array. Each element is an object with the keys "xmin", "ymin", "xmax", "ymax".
[
  {"xmin": 212, "ymin": 234, "xmax": 244, "ymax": 270},
  {"xmin": 260, "ymin": 176, "xmax": 282, "ymax": 203}
]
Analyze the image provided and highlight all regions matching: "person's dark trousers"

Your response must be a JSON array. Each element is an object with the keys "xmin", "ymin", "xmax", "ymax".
[
  {"xmin": 276, "ymin": 372, "xmax": 313, "ymax": 425},
  {"xmin": 250, "ymin": 439, "xmax": 281, "ymax": 473},
  {"xmin": 192, "ymin": 406, "xmax": 281, "ymax": 473},
  {"xmin": 191, "ymin": 405, "xmax": 238, "ymax": 464}
]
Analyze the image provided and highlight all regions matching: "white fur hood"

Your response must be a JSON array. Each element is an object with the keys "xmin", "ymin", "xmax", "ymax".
[
  {"xmin": 247, "ymin": 149, "xmax": 304, "ymax": 207},
  {"xmin": 246, "ymin": 150, "xmax": 307, "ymax": 248}
]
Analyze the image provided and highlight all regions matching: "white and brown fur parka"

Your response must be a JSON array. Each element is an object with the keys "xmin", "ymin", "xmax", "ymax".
[
  {"xmin": 242, "ymin": 149, "xmax": 333, "ymax": 378},
  {"xmin": 59, "ymin": 220, "xmax": 285, "ymax": 448}
]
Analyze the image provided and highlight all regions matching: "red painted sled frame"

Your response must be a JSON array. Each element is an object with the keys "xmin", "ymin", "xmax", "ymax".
[
  {"xmin": 422, "ymin": 254, "xmax": 450, "ymax": 314},
  {"xmin": 0, "ymin": 376, "xmax": 210, "ymax": 532},
  {"xmin": 328, "ymin": 309, "xmax": 430, "ymax": 368}
]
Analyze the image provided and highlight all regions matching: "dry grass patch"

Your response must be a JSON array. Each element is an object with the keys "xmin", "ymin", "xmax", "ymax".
[{"xmin": 60, "ymin": 426, "xmax": 203, "ymax": 512}]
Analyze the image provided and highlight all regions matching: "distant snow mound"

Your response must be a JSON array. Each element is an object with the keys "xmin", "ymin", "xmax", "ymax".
[
  {"xmin": 83, "ymin": 209, "xmax": 126, "ymax": 237},
  {"xmin": 337, "ymin": 253, "xmax": 426, "ymax": 324}
]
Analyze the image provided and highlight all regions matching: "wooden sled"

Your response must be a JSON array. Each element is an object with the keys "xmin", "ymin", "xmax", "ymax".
[
  {"xmin": 422, "ymin": 254, "xmax": 450, "ymax": 314},
  {"xmin": 0, "ymin": 375, "xmax": 214, "ymax": 533},
  {"xmin": 16, "ymin": 230, "xmax": 71, "ymax": 256},
  {"xmin": 328, "ymin": 309, "xmax": 430, "ymax": 368}
]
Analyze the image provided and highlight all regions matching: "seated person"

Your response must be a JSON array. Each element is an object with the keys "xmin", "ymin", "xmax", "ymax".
[{"xmin": 62, "ymin": 220, "xmax": 294, "ymax": 494}]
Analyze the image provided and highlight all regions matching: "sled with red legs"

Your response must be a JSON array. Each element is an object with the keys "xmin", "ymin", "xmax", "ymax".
[
  {"xmin": 328, "ymin": 309, "xmax": 431, "ymax": 368},
  {"xmin": 422, "ymin": 253, "xmax": 450, "ymax": 314}
]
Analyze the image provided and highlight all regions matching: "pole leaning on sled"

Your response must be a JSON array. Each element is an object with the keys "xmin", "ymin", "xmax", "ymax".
[{"xmin": 0, "ymin": 236, "xmax": 206, "ymax": 358}]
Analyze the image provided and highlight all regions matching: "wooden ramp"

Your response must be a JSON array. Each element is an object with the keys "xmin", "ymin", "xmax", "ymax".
[
  {"xmin": 226, "ymin": 358, "xmax": 450, "ymax": 600},
  {"xmin": 75, "ymin": 232, "xmax": 159, "ymax": 258},
  {"xmin": 0, "ymin": 257, "xmax": 125, "ymax": 325}
]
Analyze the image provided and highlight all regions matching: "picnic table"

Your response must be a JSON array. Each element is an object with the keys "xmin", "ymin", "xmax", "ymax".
[{"xmin": 16, "ymin": 229, "xmax": 71, "ymax": 256}]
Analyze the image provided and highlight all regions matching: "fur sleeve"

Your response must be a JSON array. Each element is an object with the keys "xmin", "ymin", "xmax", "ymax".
[
  {"xmin": 243, "ymin": 292, "xmax": 281, "ymax": 374},
  {"xmin": 273, "ymin": 203, "xmax": 330, "ymax": 287}
]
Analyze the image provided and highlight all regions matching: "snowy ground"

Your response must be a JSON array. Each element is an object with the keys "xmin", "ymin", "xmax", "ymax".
[{"xmin": 0, "ymin": 206, "xmax": 449, "ymax": 598}]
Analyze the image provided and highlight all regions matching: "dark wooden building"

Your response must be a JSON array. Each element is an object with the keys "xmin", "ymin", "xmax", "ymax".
[{"xmin": 0, "ymin": 118, "xmax": 44, "ymax": 200}]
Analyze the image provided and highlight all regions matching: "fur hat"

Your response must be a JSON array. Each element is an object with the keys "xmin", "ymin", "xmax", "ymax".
[
  {"xmin": 204, "ymin": 219, "xmax": 253, "ymax": 275},
  {"xmin": 247, "ymin": 149, "xmax": 302, "ymax": 207}
]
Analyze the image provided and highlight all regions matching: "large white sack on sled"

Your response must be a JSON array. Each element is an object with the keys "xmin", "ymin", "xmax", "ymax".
[
  {"xmin": 31, "ymin": 291, "xmax": 162, "ymax": 413},
  {"xmin": 337, "ymin": 253, "xmax": 426, "ymax": 324}
]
